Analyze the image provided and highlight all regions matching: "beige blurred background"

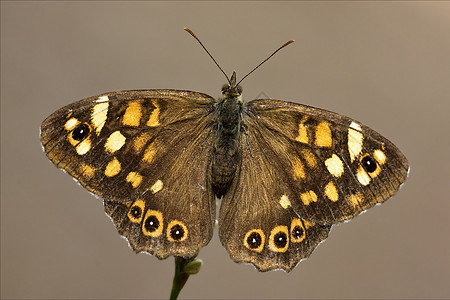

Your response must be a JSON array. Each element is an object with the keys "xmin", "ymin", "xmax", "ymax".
[{"xmin": 2, "ymin": 2, "xmax": 450, "ymax": 299}]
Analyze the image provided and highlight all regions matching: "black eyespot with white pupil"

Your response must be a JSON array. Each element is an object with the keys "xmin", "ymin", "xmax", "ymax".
[
  {"xmin": 292, "ymin": 225, "xmax": 304, "ymax": 240},
  {"xmin": 130, "ymin": 206, "xmax": 142, "ymax": 219},
  {"xmin": 361, "ymin": 155, "xmax": 377, "ymax": 173},
  {"xmin": 247, "ymin": 231, "xmax": 262, "ymax": 249},
  {"xmin": 72, "ymin": 123, "xmax": 90, "ymax": 141},
  {"xmin": 144, "ymin": 215, "xmax": 159, "ymax": 233},
  {"xmin": 170, "ymin": 224, "xmax": 185, "ymax": 241},
  {"xmin": 274, "ymin": 231, "xmax": 288, "ymax": 249}
]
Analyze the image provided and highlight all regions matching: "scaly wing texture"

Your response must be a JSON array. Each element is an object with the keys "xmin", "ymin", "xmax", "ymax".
[
  {"xmin": 219, "ymin": 99, "xmax": 408, "ymax": 271},
  {"xmin": 245, "ymin": 99, "xmax": 409, "ymax": 224},
  {"xmin": 41, "ymin": 90, "xmax": 216, "ymax": 258},
  {"xmin": 219, "ymin": 115, "xmax": 331, "ymax": 271}
]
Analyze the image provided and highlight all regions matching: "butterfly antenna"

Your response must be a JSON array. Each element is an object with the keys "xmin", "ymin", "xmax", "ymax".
[
  {"xmin": 236, "ymin": 39, "xmax": 295, "ymax": 86},
  {"xmin": 184, "ymin": 28, "xmax": 231, "ymax": 85}
]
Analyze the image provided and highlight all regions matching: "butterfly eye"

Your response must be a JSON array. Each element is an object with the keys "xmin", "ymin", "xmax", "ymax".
[
  {"xmin": 72, "ymin": 123, "xmax": 91, "ymax": 141},
  {"xmin": 167, "ymin": 220, "xmax": 188, "ymax": 242},
  {"xmin": 361, "ymin": 155, "xmax": 378, "ymax": 173},
  {"xmin": 221, "ymin": 84, "xmax": 229, "ymax": 93}
]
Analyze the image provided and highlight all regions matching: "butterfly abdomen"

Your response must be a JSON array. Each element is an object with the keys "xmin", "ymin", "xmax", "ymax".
[{"xmin": 212, "ymin": 96, "xmax": 243, "ymax": 197}]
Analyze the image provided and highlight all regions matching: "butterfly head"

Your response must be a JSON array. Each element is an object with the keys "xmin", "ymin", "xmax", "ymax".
[{"xmin": 221, "ymin": 71, "xmax": 243, "ymax": 102}]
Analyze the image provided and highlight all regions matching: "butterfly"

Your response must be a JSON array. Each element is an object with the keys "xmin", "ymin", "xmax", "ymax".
[{"xmin": 40, "ymin": 30, "xmax": 408, "ymax": 272}]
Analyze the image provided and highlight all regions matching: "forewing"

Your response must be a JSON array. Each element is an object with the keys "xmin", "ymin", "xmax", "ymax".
[
  {"xmin": 244, "ymin": 99, "xmax": 409, "ymax": 224},
  {"xmin": 41, "ymin": 90, "xmax": 216, "ymax": 258}
]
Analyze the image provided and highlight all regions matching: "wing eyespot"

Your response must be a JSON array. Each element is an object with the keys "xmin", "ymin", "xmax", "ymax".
[
  {"xmin": 268, "ymin": 225, "xmax": 289, "ymax": 253},
  {"xmin": 127, "ymin": 199, "xmax": 145, "ymax": 223},
  {"xmin": 361, "ymin": 154, "xmax": 377, "ymax": 173},
  {"xmin": 72, "ymin": 123, "xmax": 91, "ymax": 141},
  {"xmin": 66, "ymin": 122, "xmax": 93, "ymax": 155},
  {"xmin": 167, "ymin": 220, "xmax": 188, "ymax": 242},
  {"xmin": 290, "ymin": 218, "xmax": 306, "ymax": 243},
  {"xmin": 243, "ymin": 229, "xmax": 265, "ymax": 253},
  {"xmin": 142, "ymin": 210, "xmax": 164, "ymax": 237}
]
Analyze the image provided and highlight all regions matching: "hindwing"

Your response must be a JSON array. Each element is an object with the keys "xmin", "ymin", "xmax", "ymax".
[{"xmin": 218, "ymin": 115, "xmax": 331, "ymax": 271}]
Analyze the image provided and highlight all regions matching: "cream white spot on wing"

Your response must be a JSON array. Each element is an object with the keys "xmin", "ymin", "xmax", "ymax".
[
  {"xmin": 348, "ymin": 127, "xmax": 364, "ymax": 162},
  {"xmin": 356, "ymin": 166, "xmax": 371, "ymax": 186},
  {"xmin": 279, "ymin": 194, "xmax": 291, "ymax": 209},
  {"xmin": 105, "ymin": 157, "xmax": 121, "ymax": 177},
  {"xmin": 96, "ymin": 95, "xmax": 109, "ymax": 102},
  {"xmin": 325, "ymin": 154, "xmax": 344, "ymax": 178},
  {"xmin": 373, "ymin": 149, "xmax": 387, "ymax": 165},
  {"xmin": 151, "ymin": 179, "xmax": 163, "ymax": 194},
  {"xmin": 324, "ymin": 181, "xmax": 339, "ymax": 202},
  {"xmin": 105, "ymin": 131, "xmax": 126, "ymax": 153},
  {"xmin": 76, "ymin": 138, "xmax": 91, "ymax": 155},
  {"xmin": 91, "ymin": 102, "xmax": 109, "ymax": 135},
  {"xmin": 350, "ymin": 121, "xmax": 362, "ymax": 131},
  {"xmin": 64, "ymin": 118, "xmax": 79, "ymax": 131}
]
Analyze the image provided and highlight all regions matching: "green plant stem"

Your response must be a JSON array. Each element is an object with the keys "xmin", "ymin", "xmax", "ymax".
[{"xmin": 170, "ymin": 256, "xmax": 195, "ymax": 300}]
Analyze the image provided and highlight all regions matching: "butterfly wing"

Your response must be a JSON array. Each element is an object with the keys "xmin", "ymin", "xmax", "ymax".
[
  {"xmin": 41, "ymin": 90, "xmax": 216, "ymax": 258},
  {"xmin": 218, "ymin": 98, "xmax": 408, "ymax": 271},
  {"xmin": 243, "ymin": 99, "xmax": 409, "ymax": 224},
  {"xmin": 218, "ymin": 114, "xmax": 331, "ymax": 271}
]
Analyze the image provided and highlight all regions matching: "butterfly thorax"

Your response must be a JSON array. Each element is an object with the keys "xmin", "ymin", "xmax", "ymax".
[{"xmin": 212, "ymin": 83, "xmax": 243, "ymax": 197}]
